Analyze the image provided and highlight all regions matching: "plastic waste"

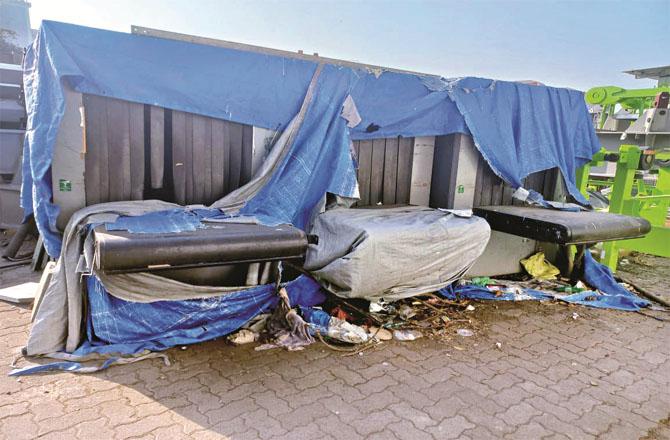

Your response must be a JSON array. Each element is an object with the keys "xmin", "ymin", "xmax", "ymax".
[
  {"xmin": 456, "ymin": 328, "xmax": 474, "ymax": 337},
  {"xmin": 368, "ymin": 326, "xmax": 393, "ymax": 341},
  {"xmin": 228, "ymin": 329, "xmax": 259, "ymax": 345},
  {"xmin": 520, "ymin": 252, "xmax": 560, "ymax": 280},
  {"xmin": 471, "ymin": 276, "xmax": 494, "ymax": 287},
  {"xmin": 393, "ymin": 330, "xmax": 423, "ymax": 341},
  {"xmin": 301, "ymin": 307, "xmax": 368, "ymax": 344},
  {"xmin": 300, "ymin": 307, "xmax": 331, "ymax": 329},
  {"xmin": 328, "ymin": 317, "xmax": 368, "ymax": 344},
  {"xmin": 369, "ymin": 299, "xmax": 395, "ymax": 313},
  {"xmin": 398, "ymin": 304, "xmax": 417, "ymax": 320}
]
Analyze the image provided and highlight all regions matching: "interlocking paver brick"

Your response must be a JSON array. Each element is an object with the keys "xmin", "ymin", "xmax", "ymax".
[
  {"xmin": 533, "ymin": 413, "xmax": 594, "ymax": 440},
  {"xmin": 387, "ymin": 401, "xmax": 436, "ymax": 430},
  {"xmin": 0, "ymin": 266, "xmax": 668, "ymax": 440},
  {"xmin": 427, "ymin": 414, "xmax": 475, "ymax": 439},
  {"xmin": 388, "ymin": 420, "xmax": 434, "ymax": 440},
  {"xmin": 506, "ymin": 421, "xmax": 553, "ymax": 439},
  {"xmin": 496, "ymin": 401, "xmax": 542, "ymax": 426}
]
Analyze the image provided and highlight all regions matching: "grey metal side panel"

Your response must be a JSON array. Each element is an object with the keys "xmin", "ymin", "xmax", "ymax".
[
  {"xmin": 429, "ymin": 133, "xmax": 479, "ymax": 209},
  {"xmin": 52, "ymin": 87, "xmax": 85, "ymax": 230},
  {"xmin": 0, "ymin": 130, "xmax": 23, "ymax": 229},
  {"xmin": 408, "ymin": 136, "xmax": 435, "ymax": 206},
  {"xmin": 467, "ymin": 231, "xmax": 537, "ymax": 276}
]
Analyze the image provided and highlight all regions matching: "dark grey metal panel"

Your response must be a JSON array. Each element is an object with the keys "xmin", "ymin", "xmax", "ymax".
[
  {"xmin": 396, "ymin": 137, "xmax": 413, "ymax": 205},
  {"xmin": 149, "ymin": 106, "xmax": 164, "ymax": 189},
  {"xmin": 352, "ymin": 140, "xmax": 360, "ymax": 163},
  {"xmin": 430, "ymin": 134, "xmax": 458, "ymax": 209},
  {"xmin": 83, "ymin": 94, "xmax": 104, "ymax": 205},
  {"xmin": 210, "ymin": 118, "xmax": 226, "ymax": 201},
  {"xmin": 228, "ymin": 122, "xmax": 244, "ymax": 191},
  {"xmin": 171, "ymin": 110, "xmax": 186, "ymax": 204},
  {"xmin": 84, "ymin": 95, "xmax": 255, "ymax": 207},
  {"xmin": 472, "ymin": 158, "xmax": 557, "ymax": 207},
  {"xmin": 382, "ymin": 137, "xmax": 399, "ymax": 205},
  {"xmin": 203, "ymin": 117, "xmax": 213, "ymax": 203},
  {"xmin": 184, "ymin": 113, "xmax": 194, "ymax": 204},
  {"xmin": 355, "ymin": 136, "xmax": 414, "ymax": 207},
  {"xmin": 357, "ymin": 140, "xmax": 373, "ymax": 206},
  {"xmin": 241, "ymin": 125, "xmax": 253, "ymax": 185},
  {"xmin": 191, "ymin": 114, "xmax": 207, "ymax": 203},
  {"xmin": 105, "ymin": 98, "xmax": 129, "ymax": 201},
  {"xmin": 369, "ymin": 138, "xmax": 385, "ymax": 205},
  {"xmin": 221, "ymin": 120, "xmax": 231, "ymax": 196},
  {"xmin": 128, "ymin": 102, "xmax": 145, "ymax": 200}
]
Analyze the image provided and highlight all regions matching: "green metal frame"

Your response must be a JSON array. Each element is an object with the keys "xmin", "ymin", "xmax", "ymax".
[
  {"xmin": 577, "ymin": 145, "xmax": 670, "ymax": 270},
  {"xmin": 585, "ymin": 85, "xmax": 670, "ymax": 129}
]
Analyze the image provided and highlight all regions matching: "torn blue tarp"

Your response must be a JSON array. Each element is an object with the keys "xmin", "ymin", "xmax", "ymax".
[
  {"xmin": 581, "ymin": 252, "xmax": 649, "ymax": 309},
  {"xmin": 22, "ymin": 21, "xmax": 599, "ymax": 257},
  {"xmin": 104, "ymin": 207, "xmax": 225, "ymax": 233},
  {"xmin": 10, "ymin": 274, "xmax": 326, "ymax": 375},
  {"xmin": 445, "ymin": 77, "xmax": 600, "ymax": 205}
]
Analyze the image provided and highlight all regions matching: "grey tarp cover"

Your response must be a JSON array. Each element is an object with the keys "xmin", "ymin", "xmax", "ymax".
[{"xmin": 304, "ymin": 206, "xmax": 491, "ymax": 301}]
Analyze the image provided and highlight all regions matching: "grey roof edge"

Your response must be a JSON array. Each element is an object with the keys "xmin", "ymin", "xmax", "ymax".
[
  {"xmin": 130, "ymin": 25, "xmax": 442, "ymax": 79},
  {"xmin": 623, "ymin": 65, "xmax": 670, "ymax": 80}
]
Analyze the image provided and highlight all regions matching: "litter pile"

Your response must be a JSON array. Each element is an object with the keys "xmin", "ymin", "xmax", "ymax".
[
  {"xmin": 226, "ymin": 288, "xmax": 483, "ymax": 354},
  {"xmin": 441, "ymin": 251, "xmax": 651, "ymax": 312}
]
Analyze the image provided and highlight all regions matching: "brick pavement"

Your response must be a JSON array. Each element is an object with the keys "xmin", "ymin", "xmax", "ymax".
[{"xmin": 0, "ymin": 265, "xmax": 669, "ymax": 439}]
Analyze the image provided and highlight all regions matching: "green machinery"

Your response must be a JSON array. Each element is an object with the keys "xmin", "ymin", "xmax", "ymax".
[
  {"xmin": 576, "ymin": 146, "xmax": 670, "ymax": 269},
  {"xmin": 578, "ymin": 85, "xmax": 670, "ymax": 270},
  {"xmin": 586, "ymin": 85, "xmax": 670, "ymax": 129}
]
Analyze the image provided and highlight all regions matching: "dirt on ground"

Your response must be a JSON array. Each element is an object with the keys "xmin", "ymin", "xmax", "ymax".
[{"xmin": 617, "ymin": 252, "xmax": 670, "ymax": 304}]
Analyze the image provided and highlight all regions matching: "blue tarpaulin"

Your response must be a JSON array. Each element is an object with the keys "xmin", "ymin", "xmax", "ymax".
[
  {"xmin": 84, "ymin": 275, "xmax": 326, "ymax": 351},
  {"xmin": 10, "ymin": 274, "xmax": 326, "ymax": 375},
  {"xmin": 445, "ymin": 77, "xmax": 600, "ymax": 204},
  {"xmin": 22, "ymin": 21, "xmax": 599, "ymax": 257}
]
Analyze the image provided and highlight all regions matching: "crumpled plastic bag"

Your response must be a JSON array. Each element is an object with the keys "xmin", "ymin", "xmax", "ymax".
[{"xmin": 520, "ymin": 252, "xmax": 560, "ymax": 280}]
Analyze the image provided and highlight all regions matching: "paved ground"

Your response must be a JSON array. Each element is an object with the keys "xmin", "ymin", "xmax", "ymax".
[{"xmin": 0, "ymin": 260, "xmax": 669, "ymax": 439}]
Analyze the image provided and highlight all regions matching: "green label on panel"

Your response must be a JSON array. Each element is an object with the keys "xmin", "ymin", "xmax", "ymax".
[
  {"xmin": 457, "ymin": 184, "xmax": 465, "ymax": 194},
  {"xmin": 59, "ymin": 179, "xmax": 72, "ymax": 192}
]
